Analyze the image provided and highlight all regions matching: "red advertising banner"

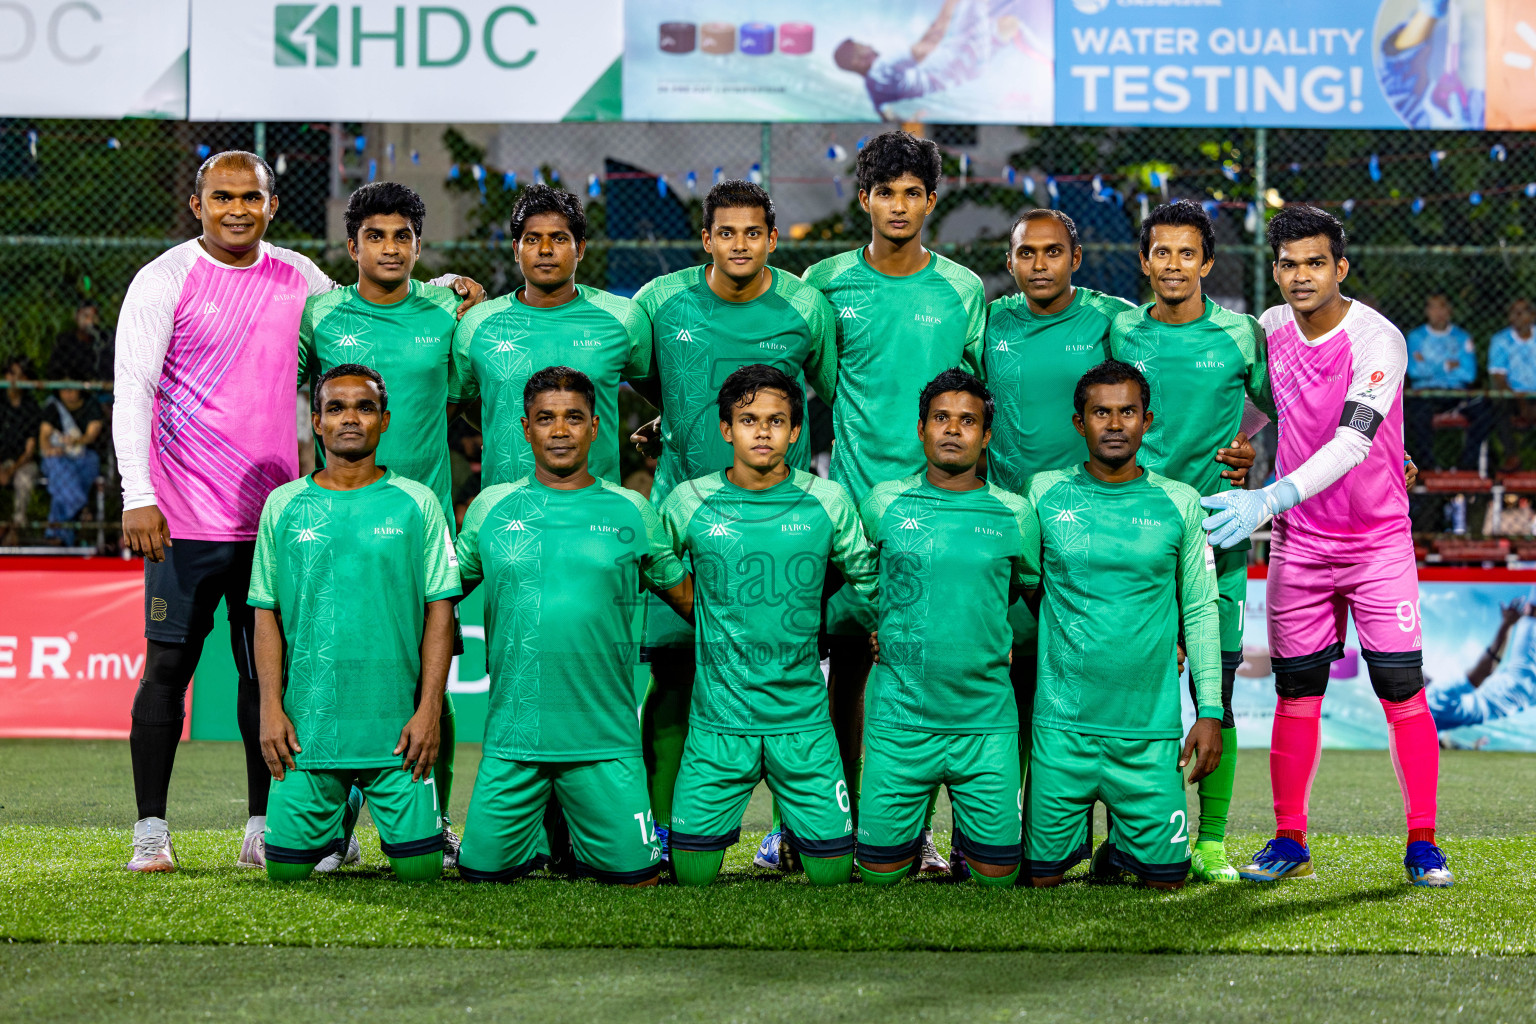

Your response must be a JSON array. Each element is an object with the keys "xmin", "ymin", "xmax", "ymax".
[{"xmin": 0, "ymin": 559, "xmax": 187, "ymax": 740}]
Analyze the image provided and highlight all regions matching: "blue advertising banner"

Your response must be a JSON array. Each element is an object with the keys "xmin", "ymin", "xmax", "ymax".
[
  {"xmin": 1056, "ymin": 0, "xmax": 1486, "ymax": 128},
  {"xmin": 1181, "ymin": 577, "xmax": 1536, "ymax": 750}
]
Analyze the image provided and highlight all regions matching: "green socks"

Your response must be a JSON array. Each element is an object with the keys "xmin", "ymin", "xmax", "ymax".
[
  {"xmin": 642, "ymin": 673, "xmax": 690, "ymax": 827},
  {"xmin": 671, "ymin": 849, "xmax": 724, "ymax": 887},
  {"xmin": 923, "ymin": 789, "xmax": 940, "ymax": 831},
  {"xmin": 971, "ymin": 865, "xmax": 1021, "ymax": 887},
  {"xmin": 390, "ymin": 851, "xmax": 444, "ymax": 883},
  {"xmin": 265, "ymin": 860, "xmax": 316, "ymax": 882},
  {"xmin": 436, "ymin": 696, "xmax": 455, "ymax": 823},
  {"xmin": 1196, "ymin": 726, "xmax": 1239, "ymax": 843},
  {"xmin": 856, "ymin": 861, "xmax": 911, "ymax": 886},
  {"xmin": 802, "ymin": 854, "xmax": 854, "ymax": 886}
]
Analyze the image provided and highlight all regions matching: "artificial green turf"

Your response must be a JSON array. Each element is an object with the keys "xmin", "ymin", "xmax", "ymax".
[
  {"xmin": 2, "ymin": 741, "xmax": 1534, "ymax": 954},
  {"xmin": 5, "ymin": 946, "xmax": 1535, "ymax": 1024}
]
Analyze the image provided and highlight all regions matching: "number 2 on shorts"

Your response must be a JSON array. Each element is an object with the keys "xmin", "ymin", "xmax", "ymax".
[{"xmin": 1169, "ymin": 809, "xmax": 1188, "ymax": 844}]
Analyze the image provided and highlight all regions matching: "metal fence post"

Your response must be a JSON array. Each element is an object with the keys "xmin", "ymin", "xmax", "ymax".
[
  {"xmin": 1252, "ymin": 126, "xmax": 1267, "ymax": 316},
  {"xmin": 760, "ymin": 122, "xmax": 772, "ymax": 193}
]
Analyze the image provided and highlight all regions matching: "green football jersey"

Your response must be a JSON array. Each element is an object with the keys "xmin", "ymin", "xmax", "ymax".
[
  {"xmin": 456, "ymin": 476, "xmax": 686, "ymax": 762},
  {"xmin": 450, "ymin": 285, "xmax": 650, "ymax": 486},
  {"xmin": 298, "ymin": 281, "xmax": 464, "ymax": 520},
  {"xmin": 632, "ymin": 265, "xmax": 837, "ymax": 508},
  {"xmin": 1026, "ymin": 465, "xmax": 1220, "ymax": 740},
  {"xmin": 859, "ymin": 474, "xmax": 1039, "ymax": 734},
  {"xmin": 660, "ymin": 467, "xmax": 877, "ymax": 734},
  {"xmin": 984, "ymin": 287, "xmax": 1134, "ymax": 493},
  {"xmin": 802, "ymin": 248, "xmax": 985, "ymax": 505},
  {"xmin": 1108, "ymin": 297, "xmax": 1273, "ymax": 505},
  {"xmin": 248, "ymin": 470, "xmax": 461, "ymax": 770}
]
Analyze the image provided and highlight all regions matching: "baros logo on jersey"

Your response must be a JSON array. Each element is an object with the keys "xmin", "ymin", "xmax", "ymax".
[
  {"xmin": 1194, "ymin": 351, "xmax": 1225, "ymax": 369},
  {"xmin": 1130, "ymin": 514, "xmax": 1162, "ymax": 528},
  {"xmin": 572, "ymin": 331, "xmax": 602, "ymax": 349},
  {"xmin": 974, "ymin": 526, "xmax": 1003, "ymax": 538},
  {"xmin": 373, "ymin": 517, "xmax": 405, "ymax": 538},
  {"xmin": 781, "ymin": 522, "xmax": 812, "ymax": 533}
]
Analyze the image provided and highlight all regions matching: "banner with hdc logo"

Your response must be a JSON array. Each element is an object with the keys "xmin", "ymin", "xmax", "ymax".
[
  {"xmin": 188, "ymin": 0, "xmax": 623, "ymax": 120},
  {"xmin": 0, "ymin": 0, "xmax": 189, "ymax": 118}
]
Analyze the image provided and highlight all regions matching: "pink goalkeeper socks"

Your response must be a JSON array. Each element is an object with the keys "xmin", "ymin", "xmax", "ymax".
[
  {"xmin": 1270, "ymin": 696, "xmax": 1324, "ymax": 834},
  {"xmin": 1382, "ymin": 690, "xmax": 1439, "ymax": 833}
]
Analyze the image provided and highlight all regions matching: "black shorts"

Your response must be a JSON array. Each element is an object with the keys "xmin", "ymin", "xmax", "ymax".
[{"xmin": 144, "ymin": 538, "xmax": 257, "ymax": 654}]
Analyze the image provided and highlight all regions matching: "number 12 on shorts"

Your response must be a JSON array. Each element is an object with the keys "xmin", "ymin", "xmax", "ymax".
[{"xmin": 633, "ymin": 809, "xmax": 657, "ymax": 845}]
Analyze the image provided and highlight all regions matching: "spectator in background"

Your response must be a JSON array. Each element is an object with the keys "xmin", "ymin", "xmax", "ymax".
[
  {"xmin": 1, "ymin": 357, "xmax": 42, "ymax": 546},
  {"xmin": 47, "ymin": 302, "xmax": 115, "ymax": 387},
  {"xmin": 1488, "ymin": 298, "xmax": 1536, "ymax": 472},
  {"xmin": 448, "ymin": 418, "xmax": 483, "ymax": 531},
  {"xmin": 1405, "ymin": 293, "xmax": 1488, "ymax": 469},
  {"xmin": 38, "ymin": 386, "xmax": 104, "ymax": 545}
]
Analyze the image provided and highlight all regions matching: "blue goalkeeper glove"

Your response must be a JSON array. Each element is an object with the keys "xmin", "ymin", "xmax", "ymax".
[
  {"xmin": 1419, "ymin": 0, "xmax": 1449, "ymax": 19},
  {"xmin": 1200, "ymin": 480, "xmax": 1302, "ymax": 549}
]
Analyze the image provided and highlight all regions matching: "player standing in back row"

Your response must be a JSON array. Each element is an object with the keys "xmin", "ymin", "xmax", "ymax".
[
  {"xmin": 630, "ymin": 179, "xmax": 838, "ymax": 867},
  {"xmin": 115, "ymin": 151, "xmax": 481, "ymax": 873},
  {"xmin": 298, "ymin": 181, "xmax": 469, "ymax": 865},
  {"xmin": 1107, "ymin": 199, "xmax": 1272, "ymax": 884},
  {"xmin": 802, "ymin": 130, "xmax": 985, "ymax": 873},
  {"xmin": 1201, "ymin": 205, "xmax": 1452, "ymax": 887}
]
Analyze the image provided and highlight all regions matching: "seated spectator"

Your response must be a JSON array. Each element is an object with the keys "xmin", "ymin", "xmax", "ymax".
[
  {"xmin": 47, "ymin": 302, "xmax": 114, "ymax": 387},
  {"xmin": 1487, "ymin": 298, "xmax": 1536, "ymax": 471},
  {"xmin": 1405, "ymin": 293, "xmax": 1489, "ymax": 470},
  {"xmin": 38, "ymin": 386, "xmax": 104, "ymax": 545},
  {"xmin": 1407, "ymin": 293, "xmax": 1476, "ymax": 388},
  {"xmin": 1, "ymin": 357, "xmax": 42, "ymax": 546}
]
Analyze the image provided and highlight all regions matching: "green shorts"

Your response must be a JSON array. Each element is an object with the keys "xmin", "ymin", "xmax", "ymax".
[
  {"xmin": 459, "ymin": 755, "xmax": 660, "ymax": 884},
  {"xmin": 1215, "ymin": 546, "xmax": 1246, "ymax": 656},
  {"xmin": 857, "ymin": 725, "xmax": 1021, "ymax": 866},
  {"xmin": 1026, "ymin": 726, "xmax": 1190, "ymax": 884},
  {"xmin": 670, "ymin": 724, "xmax": 853, "ymax": 857},
  {"xmin": 265, "ymin": 766, "xmax": 444, "ymax": 867}
]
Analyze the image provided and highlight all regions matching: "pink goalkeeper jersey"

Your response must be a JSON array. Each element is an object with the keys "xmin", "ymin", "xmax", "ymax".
[
  {"xmin": 115, "ymin": 240, "xmax": 334, "ymax": 541},
  {"xmin": 1260, "ymin": 299, "xmax": 1414, "ymax": 565}
]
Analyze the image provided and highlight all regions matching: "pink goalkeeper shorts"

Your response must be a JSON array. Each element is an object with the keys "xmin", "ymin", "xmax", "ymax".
[{"xmin": 1266, "ymin": 543, "xmax": 1423, "ymax": 665}]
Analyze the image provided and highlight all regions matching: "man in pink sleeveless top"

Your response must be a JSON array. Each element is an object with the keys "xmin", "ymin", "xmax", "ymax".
[
  {"xmin": 115, "ymin": 151, "xmax": 481, "ymax": 872},
  {"xmin": 1200, "ymin": 205, "xmax": 1452, "ymax": 889}
]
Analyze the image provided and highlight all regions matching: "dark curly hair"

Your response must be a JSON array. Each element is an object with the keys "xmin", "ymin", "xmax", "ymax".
[
  {"xmin": 919, "ymin": 368, "xmax": 994, "ymax": 430},
  {"xmin": 857, "ymin": 130, "xmax": 942, "ymax": 195},
  {"xmin": 344, "ymin": 181, "xmax": 425, "ymax": 241},
  {"xmin": 510, "ymin": 183, "xmax": 587, "ymax": 245},
  {"xmin": 314, "ymin": 362, "xmax": 388, "ymax": 414},
  {"xmin": 1073, "ymin": 359, "xmax": 1150, "ymax": 415},
  {"xmin": 523, "ymin": 365, "xmax": 596, "ymax": 416},
  {"xmin": 1139, "ymin": 198, "xmax": 1216, "ymax": 263},
  {"xmin": 703, "ymin": 179, "xmax": 775, "ymax": 233},
  {"xmin": 717, "ymin": 364, "xmax": 803, "ymax": 428},
  {"xmin": 1266, "ymin": 204, "xmax": 1347, "ymax": 262}
]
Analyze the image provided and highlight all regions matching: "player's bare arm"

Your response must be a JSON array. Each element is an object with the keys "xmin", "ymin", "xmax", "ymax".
[
  {"xmin": 396, "ymin": 598, "xmax": 453, "ymax": 780},
  {"xmin": 255, "ymin": 608, "xmax": 299, "ymax": 780}
]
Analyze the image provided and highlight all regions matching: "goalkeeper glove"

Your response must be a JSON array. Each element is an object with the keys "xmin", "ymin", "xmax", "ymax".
[{"xmin": 1200, "ymin": 480, "xmax": 1302, "ymax": 549}]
